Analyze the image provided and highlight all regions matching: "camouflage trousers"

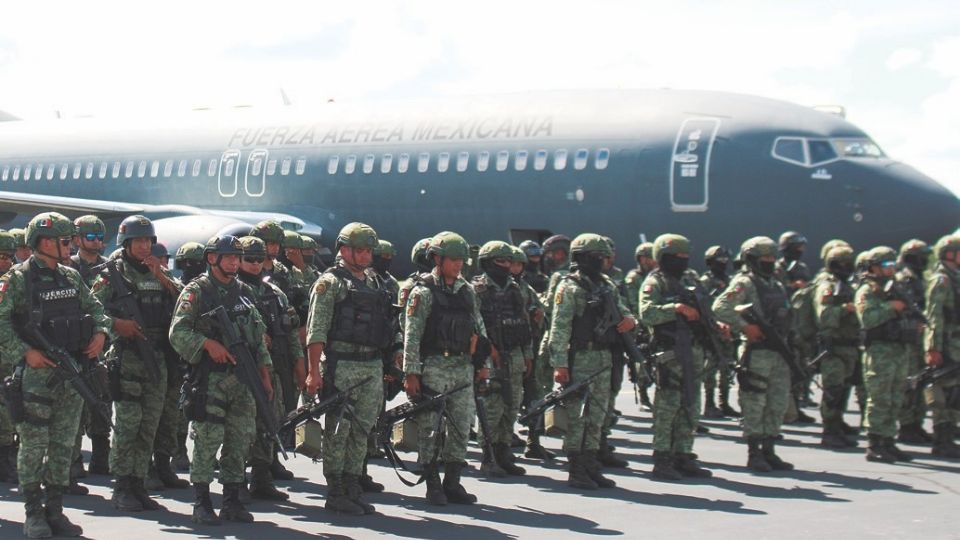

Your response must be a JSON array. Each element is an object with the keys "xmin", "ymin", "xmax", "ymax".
[
  {"xmin": 602, "ymin": 355, "xmax": 626, "ymax": 436},
  {"xmin": 703, "ymin": 341, "xmax": 735, "ymax": 394},
  {"xmin": 272, "ymin": 347, "xmax": 299, "ymax": 416},
  {"xmin": 652, "ymin": 350, "xmax": 701, "ymax": 453},
  {"xmin": 110, "ymin": 345, "xmax": 167, "ymax": 478},
  {"xmin": 898, "ymin": 343, "xmax": 928, "ymax": 426},
  {"xmin": 738, "ymin": 348, "xmax": 791, "ymax": 438},
  {"xmin": 0, "ymin": 364, "xmax": 15, "ymax": 447},
  {"xmin": 562, "ymin": 349, "xmax": 612, "ymax": 454},
  {"xmin": 190, "ymin": 371, "xmax": 256, "ymax": 484},
  {"xmin": 250, "ymin": 370, "xmax": 285, "ymax": 466},
  {"xmin": 322, "ymin": 359, "xmax": 383, "ymax": 475},
  {"xmin": 477, "ymin": 347, "xmax": 525, "ymax": 448},
  {"xmin": 925, "ymin": 377, "xmax": 960, "ymax": 426},
  {"xmin": 863, "ymin": 343, "xmax": 909, "ymax": 438},
  {"xmin": 153, "ymin": 377, "xmax": 184, "ymax": 458},
  {"xmin": 71, "ymin": 360, "xmax": 111, "ymax": 464},
  {"xmin": 17, "ymin": 367, "xmax": 83, "ymax": 487},
  {"xmin": 417, "ymin": 355, "xmax": 474, "ymax": 465},
  {"xmin": 819, "ymin": 346, "xmax": 860, "ymax": 424}
]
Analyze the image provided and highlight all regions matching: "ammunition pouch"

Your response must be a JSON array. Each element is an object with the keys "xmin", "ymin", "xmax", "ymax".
[
  {"xmin": 180, "ymin": 364, "xmax": 210, "ymax": 422},
  {"xmin": 107, "ymin": 357, "xmax": 122, "ymax": 402},
  {"xmin": 0, "ymin": 366, "xmax": 25, "ymax": 424},
  {"xmin": 44, "ymin": 314, "xmax": 94, "ymax": 354}
]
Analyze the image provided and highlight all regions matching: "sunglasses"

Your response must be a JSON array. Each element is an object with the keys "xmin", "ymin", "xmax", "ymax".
[
  {"xmin": 58, "ymin": 237, "xmax": 73, "ymax": 247},
  {"xmin": 881, "ymin": 261, "xmax": 897, "ymax": 268},
  {"xmin": 84, "ymin": 233, "xmax": 105, "ymax": 242},
  {"xmin": 243, "ymin": 256, "xmax": 265, "ymax": 264}
]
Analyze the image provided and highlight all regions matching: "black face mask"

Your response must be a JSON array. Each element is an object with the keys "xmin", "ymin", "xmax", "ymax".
[
  {"xmin": 482, "ymin": 260, "xmax": 511, "ymax": 286},
  {"xmin": 829, "ymin": 261, "xmax": 854, "ymax": 280},
  {"xmin": 749, "ymin": 257, "xmax": 775, "ymax": 278},
  {"xmin": 659, "ymin": 254, "xmax": 689, "ymax": 278},
  {"xmin": 707, "ymin": 261, "xmax": 728, "ymax": 280},
  {"xmin": 238, "ymin": 269, "xmax": 261, "ymax": 285},
  {"xmin": 903, "ymin": 255, "xmax": 928, "ymax": 274},
  {"xmin": 524, "ymin": 261, "xmax": 539, "ymax": 274},
  {"xmin": 179, "ymin": 261, "xmax": 204, "ymax": 283},
  {"xmin": 783, "ymin": 245, "xmax": 804, "ymax": 262},
  {"xmin": 573, "ymin": 253, "xmax": 604, "ymax": 278},
  {"xmin": 372, "ymin": 256, "xmax": 392, "ymax": 276}
]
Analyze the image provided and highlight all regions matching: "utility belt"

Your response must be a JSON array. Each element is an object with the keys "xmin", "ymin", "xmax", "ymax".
[
  {"xmin": 862, "ymin": 321, "xmax": 919, "ymax": 347},
  {"xmin": 570, "ymin": 340, "xmax": 616, "ymax": 352},
  {"xmin": 325, "ymin": 349, "xmax": 382, "ymax": 362},
  {"xmin": 822, "ymin": 338, "xmax": 860, "ymax": 348}
]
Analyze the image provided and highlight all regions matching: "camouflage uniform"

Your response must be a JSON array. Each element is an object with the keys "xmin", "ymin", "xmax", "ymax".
[
  {"xmin": 0, "ymin": 232, "xmax": 19, "ymax": 485},
  {"xmin": 700, "ymin": 246, "xmax": 738, "ymax": 419},
  {"xmin": 895, "ymin": 240, "xmax": 932, "ymax": 443},
  {"xmin": 623, "ymin": 242, "xmax": 655, "ymax": 403},
  {"xmin": 922, "ymin": 235, "xmax": 960, "ymax": 458}
]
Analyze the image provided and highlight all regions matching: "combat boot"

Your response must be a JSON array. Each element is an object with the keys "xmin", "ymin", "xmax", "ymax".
[
  {"xmin": 145, "ymin": 460, "xmax": 164, "ymax": 491},
  {"xmin": 794, "ymin": 408, "xmax": 817, "ymax": 425},
  {"xmin": 524, "ymin": 434, "xmax": 555, "ymax": 461},
  {"xmin": 173, "ymin": 432, "xmax": 190, "ymax": 471},
  {"xmin": 442, "ymin": 461, "xmax": 477, "ymax": 504},
  {"xmin": 674, "ymin": 453, "xmax": 712, "ymax": 477},
  {"xmin": 747, "ymin": 437, "xmax": 773, "ymax": 473},
  {"xmin": 651, "ymin": 451, "xmax": 683, "ymax": 481},
  {"xmin": 23, "ymin": 483, "xmax": 52, "ymax": 539},
  {"xmin": 820, "ymin": 421, "xmax": 854, "ymax": 449},
  {"xmin": 0, "ymin": 445, "xmax": 18, "ymax": 483},
  {"xmin": 597, "ymin": 436, "xmax": 628, "ymax": 468},
  {"xmin": 88, "ymin": 435, "xmax": 110, "ymax": 475},
  {"xmin": 582, "ymin": 450, "xmax": 616, "ymax": 488},
  {"xmin": 131, "ymin": 476, "xmax": 163, "ymax": 510},
  {"xmin": 44, "ymin": 484, "xmax": 83, "ymax": 537},
  {"xmin": 480, "ymin": 446, "xmax": 507, "ymax": 478},
  {"xmin": 220, "ymin": 483, "xmax": 254, "ymax": 523},
  {"xmin": 323, "ymin": 474, "xmax": 365, "ymax": 515},
  {"xmin": 762, "ymin": 437, "xmax": 794, "ymax": 471},
  {"xmin": 66, "ymin": 458, "xmax": 89, "ymax": 496},
  {"xmin": 359, "ymin": 460, "xmax": 384, "ymax": 493},
  {"xmin": 191, "ymin": 483, "xmax": 221, "ymax": 526},
  {"xmin": 718, "ymin": 386, "xmax": 741, "ymax": 417},
  {"xmin": 423, "ymin": 463, "xmax": 448, "ymax": 506},
  {"xmin": 111, "ymin": 476, "xmax": 144, "ymax": 512},
  {"xmin": 883, "ymin": 437, "xmax": 913, "ymax": 462},
  {"xmin": 249, "ymin": 463, "xmax": 288, "ymax": 501},
  {"xmin": 702, "ymin": 391, "xmax": 723, "ymax": 419},
  {"xmin": 639, "ymin": 386, "xmax": 653, "ymax": 410},
  {"xmin": 70, "ymin": 454, "xmax": 86, "ymax": 479},
  {"xmin": 494, "ymin": 443, "xmax": 526, "ymax": 476},
  {"xmin": 270, "ymin": 452, "xmax": 294, "ymax": 481},
  {"xmin": 343, "ymin": 473, "xmax": 376, "ymax": 514},
  {"xmin": 238, "ymin": 473, "xmax": 252, "ymax": 504},
  {"xmin": 897, "ymin": 423, "xmax": 932, "ymax": 445},
  {"xmin": 155, "ymin": 453, "xmax": 189, "ymax": 489},
  {"xmin": 865, "ymin": 434, "xmax": 897, "ymax": 463},
  {"xmin": 931, "ymin": 423, "xmax": 960, "ymax": 459},
  {"xmin": 566, "ymin": 452, "xmax": 598, "ymax": 490}
]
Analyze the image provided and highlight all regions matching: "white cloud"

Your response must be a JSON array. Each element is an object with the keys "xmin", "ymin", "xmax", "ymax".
[{"xmin": 886, "ymin": 48, "xmax": 923, "ymax": 71}]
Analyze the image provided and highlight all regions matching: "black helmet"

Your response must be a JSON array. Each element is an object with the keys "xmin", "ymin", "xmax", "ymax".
[
  {"xmin": 117, "ymin": 215, "xmax": 157, "ymax": 245},
  {"xmin": 151, "ymin": 243, "xmax": 169, "ymax": 259},
  {"xmin": 519, "ymin": 240, "xmax": 543, "ymax": 258},
  {"xmin": 542, "ymin": 234, "xmax": 571, "ymax": 254},
  {"xmin": 204, "ymin": 235, "xmax": 244, "ymax": 256}
]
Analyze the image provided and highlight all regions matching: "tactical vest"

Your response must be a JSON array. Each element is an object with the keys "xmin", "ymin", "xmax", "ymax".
[
  {"xmin": 648, "ymin": 270, "xmax": 687, "ymax": 349},
  {"xmin": 523, "ymin": 271, "xmax": 549, "ymax": 294},
  {"xmin": 752, "ymin": 273, "xmax": 791, "ymax": 337},
  {"xmin": 565, "ymin": 272, "xmax": 619, "ymax": 351},
  {"xmin": 420, "ymin": 274, "xmax": 475, "ymax": 355},
  {"xmin": 253, "ymin": 279, "xmax": 295, "ymax": 339},
  {"xmin": 861, "ymin": 277, "xmax": 921, "ymax": 346},
  {"xmin": 15, "ymin": 261, "xmax": 93, "ymax": 354},
  {"xmin": 327, "ymin": 267, "xmax": 393, "ymax": 349},
  {"xmin": 195, "ymin": 275, "xmax": 258, "ymax": 365},
  {"xmin": 123, "ymin": 262, "xmax": 175, "ymax": 331},
  {"xmin": 896, "ymin": 269, "xmax": 926, "ymax": 311},
  {"xmin": 474, "ymin": 275, "xmax": 531, "ymax": 350},
  {"xmin": 69, "ymin": 254, "xmax": 106, "ymax": 287}
]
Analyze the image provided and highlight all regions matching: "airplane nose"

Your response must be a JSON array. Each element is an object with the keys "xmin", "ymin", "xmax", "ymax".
[{"xmin": 884, "ymin": 161, "xmax": 960, "ymax": 240}]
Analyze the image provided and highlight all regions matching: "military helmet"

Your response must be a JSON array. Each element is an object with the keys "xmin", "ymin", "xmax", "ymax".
[
  {"xmin": 652, "ymin": 234, "xmax": 690, "ymax": 262},
  {"xmin": 899, "ymin": 239, "xmax": 931, "ymax": 259},
  {"xmin": 865, "ymin": 246, "xmax": 897, "ymax": 267},
  {"xmin": 427, "ymin": 231, "xmax": 470, "ymax": 260},
  {"xmin": 855, "ymin": 250, "xmax": 872, "ymax": 272},
  {"xmin": 704, "ymin": 245, "xmax": 730, "ymax": 262},
  {"xmin": 510, "ymin": 245, "xmax": 528, "ymax": 264},
  {"xmin": 478, "ymin": 240, "xmax": 515, "ymax": 261},
  {"xmin": 740, "ymin": 236, "xmax": 778, "ymax": 258},
  {"xmin": 603, "ymin": 236, "xmax": 616, "ymax": 252},
  {"xmin": 542, "ymin": 234, "xmax": 571, "ymax": 254},
  {"xmin": 250, "ymin": 219, "xmax": 285, "ymax": 245},
  {"xmin": 820, "ymin": 239, "xmax": 851, "ymax": 261},
  {"xmin": 778, "ymin": 231, "xmax": 807, "ymax": 250},
  {"xmin": 335, "ymin": 222, "xmax": 378, "ymax": 250},
  {"xmin": 411, "ymin": 237, "xmax": 431, "ymax": 264},
  {"xmin": 0, "ymin": 231, "xmax": 16, "ymax": 253},
  {"xmin": 74, "ymin": 215, "xmax": 106, "ymax": 236},
  {"xmin": 238, "ymin": 235, "xmax": 267, "ymax": 256},
  {"xmin": 301, "ymin": 235, "xmax": 318, "ymax": 251},
  {"xmin": 151, "ymin": 243, "xmax": 169, "ymax": 259},
  {"xmin": 280, "ymin": 230, "xmax": 302, "ymax": 250},
  {"xmin": 634, "ymin": 242, "xmax": 653, "ymax": 260},
  {"xmin": 518, "ymin": 240, "xmax": 543, "ymax": 258},
  {"xmin": 570, "ymin": 233, "xmax": 614, "ymax": 257},
  {"xmin": 25, "ymin": 212, "xmax": 75, "ymax": 248},
  {"xmin": 824, "ymin": 245, "xmax": 855, "ymax": 267},
  {"xmin": 375, "ymin": 239, "xmax": 397, "ymax": 258},
  {"xmin": 175, "ymin": 241, "xmax": 205, "ymax": 262},
  {"xmin": 933, "ymin": 234, "xmax": 960, "ymax": 261},
  {"xmin": 116, "ymin": 215, "xmax": 156, "ymax": 245},
  {"xmin": 204, "ymin": 235, "xmax": 244, "ymax": 256},
  {"xmin": 8, "ymin": 228, "xmax": 26, "ymax": 248}
]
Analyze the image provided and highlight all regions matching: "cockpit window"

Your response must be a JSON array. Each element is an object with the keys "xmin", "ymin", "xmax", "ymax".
[
  {"xmin": 807, "ymin": 139, "xmax": 838, "ymax": 166},
  {"xmin": 833, "ymin": 139, "xmax": 885, "ymax": 158},
  {"xmin": 773, "ymin": 137, "xmax": 805, "ymax": 165},
  {"xmin": 774, "ymin": 136, "xmax": 885, "ymax": 167}
]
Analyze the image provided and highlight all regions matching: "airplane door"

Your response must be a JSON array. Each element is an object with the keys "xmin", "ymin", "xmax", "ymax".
[
  {"xmin": 670, "ymin": 118, "xmax": 720, "ymax": 212},
  {"xmin": 218, "ymin": 150, "xmax": 240, "ymax": 197},
  {"xmin": 245, "ymin": 149, "xmax": 267, "ymax": 197}
]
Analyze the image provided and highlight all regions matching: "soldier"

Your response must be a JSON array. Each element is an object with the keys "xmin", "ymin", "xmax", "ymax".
[
  {"xmin": 284, "ymin": 230, "xmax": 318, "ymax": 288},
  {"xmin": 70, "ymin": 215, "xmax": 108, "ymax": 286},
  {"xmin": 856, "ymin": 246, "xmax": 917, "ymax": 462},
  {"xmin": 624, "ymin": 242, "xmax": 656, "ymax": 318},
  {"xmin": 0, "ymin": 232, "xmax": 19, "ymax": 484},
  {"xmin": 368, "ymin": 238, "xmax": 401, "ymax": 460},
  {"xmin": 402, "ymin": 231, "xmax": 486, "ymax": 505},
  {"xmin": 542, "ymin": 234, "xmax": 571, "ymax": 276},
  {"xmin": 91, "ymin": 215, "xmax": 183, "ymax": 511},
  {"xmin": 922, "ymin": 235, "xmax": 960, "ymax": 459},
  {"xmin": 518, "ymin": 240, "xmax": 548, "ymax": 294},
  {"xmin": 0, "ymin": 212, "xmax": 111, "ymax": 538},
  {"xmin": 305, "ymin": 223, "xmax": 394, "ymax": 515},
  {"xmin": 295, "ymin": 234, "xmax": 322, "ymax": 286},
  {"xmin": 776, "ymin": 231, "xmax": 812, "ymax": 295},
  {"xmin": 713, "ymin": 236, "xmax": 795, "ymax": 473},
  {"xmin": 169, "ymin": 235, "xmax": 274, "ymax": 525},
  {"xmin": 895, "ymin": 239, "xmax": 934, "ymax": 444},
  {"xmin": 812, "ymin": 246, "xmax": 861, "ymax": 449},
  {"xmin": 639, "ymin": 234, "xmax": 711, "ymax": 480},
  {"xmin": 9, "ymin": 227, "xmax": 32, "ymax": 263},
  {"xmin": 237, "ymin": 236, "xmax": 304, "ymax": 500},
  {"xmin": 700, "ymin": 246, "xmax": 739, "ymax": 419},
  {"xmin": 472, "ymin": 241, "xmax": 532, "ymax": 477},
  {"xmin": 176, "ymin": 242, "xmax": 207, "ymax": 284},
  {"xmin": 373, "ymin": 239, "xmax": 401, "ymax": 299},
  {"xmin": 398, "ymin": 238, "xmax": 433, "ymax": 328},
  {"xmin": 602, "ymin": 236, "xmax": 625, "ymax": 288}
]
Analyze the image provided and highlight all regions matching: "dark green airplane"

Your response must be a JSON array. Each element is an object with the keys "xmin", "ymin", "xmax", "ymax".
[{"xmin": 0, "ymin": 89, "xmax": 956, "ymax": 271}]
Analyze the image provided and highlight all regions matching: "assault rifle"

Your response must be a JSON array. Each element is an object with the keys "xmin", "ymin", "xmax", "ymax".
[
  {"xmin": 737, "ymin": 303, "xmax": 809, "ymax": 381},
  {"xmin": 279, "ymin": 376, "xmax": 373, "ymax": 435},
  {"xmin": 518, "ymin": 365, "xmax": 611, "ymax": 426}
]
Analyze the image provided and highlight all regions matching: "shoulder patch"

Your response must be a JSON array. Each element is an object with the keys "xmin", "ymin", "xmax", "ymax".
[
  {"xmin": 406, "ymin": 295, "xmax": 419, "ymax": 317},
  {"xmin": 177, "ymin": 300, "xmax": 193, "ymax": 313},
  {"xmin": 314, "ymin": 281, "xmax": 328, "ymax": 296}
]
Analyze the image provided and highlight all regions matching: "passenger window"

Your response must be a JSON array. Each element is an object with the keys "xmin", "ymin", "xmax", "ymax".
[
  {"xmin": 224, "ymin": 159, "xmax": 235, "ymax": 177},
  {"xmin": 437, "ymin": 152, "xmax": 450, "ymax": 173},
  {"xmin": 534, "ymin": 150, "xmax": 548, "ymax": 171},
  {"xmin": 477, "ymin": 151, "xmax": 490, "ymax": 172},
  {"xmin": 296, "ymin": 157, "xmax": 306, "ymax": 175},
  {"xmin": 327, "ymin": 156, "xmax": 339, "ymax": 175},
  {"xmin": 73, "ymin": 163, "xmax": 83, "ymax": 180},
  {"xmin": 595, "ymin": 148, "xmax": 610, "ymax": 170},
  {"xmin": 135, "ymin": 161, "xmax": 145, "ymax": 178},
  {"xmin": 398, "ymin": 153, "xmax": 410, "ymax": 174},
  {"xmin": 267, "ymin": 159, "xmax": 277, "ymax": 176},
  {"xmin": 98, "ymin": 163, "xmax": 108, "ymax": 179},
  {"xmin": 45, "ymin": 165, "xmax": 53, "ymax": 180},
  {"xmin": 34, "ymin": 164, "xmax": 43, "ymax": 180},
  {"xmin": 553, "ymin": 149, "xmax": 568, "ymax": 170},
  {"xmin": 13, "ymin": 165, "xmax": 20, "ymax": 181},
  {"xmin": 85, "ymin": 163, "xmax": 95, "ymax": 179},
  {"xmin": 60, "ymin": 164, "xmax": 69, "ymax": 180},
  {"xmin": 191, "ymin": 159, "xmax": 201, "ymax": 177},
  {"xmin": 808, "ymin": 139, "xmax": 838, "ymax": 165},
  {"xmin": 251, "ymin": 156, "xmax": 263, "ymax": 176},
  {"xmin": 208, "ymin": 159, "xmax": 218, "ymax": 177},
  {"xmin": 112, "ymin": 162, "xmax": 122, "ymax": 179},
  {"xmin": 125, "ymin": 161, "xmax": 134, "ymax": 178},
  {"xmin": 363, "ymin": 154, "xmax": 375, "ymax": 174},
  {"xmin": 281, "ymin": 157, "xmax": 291, "ymax": 175},
  {"xmin": 496, "ymin": 150, "xmax": 509, "ymax": 171},
  {"xmin": 515, "ymin": 150, "xmax": 528, "ymax": 171},
  {"xmin": 457, "ymin": 151, "xmax": 469, "ymax": 172},
  {"xmin": 574, "ymin": 149, "xmax": 588, "ymax": 170},
  {"xmin": 772, "ymin": 137, "xmax": 805, "ymax": 165},
  {"xmin": 149, "ymin": 161, "xmax": 159, "ymax": 178},
  {"xmin": 1, "ymin": 165, "xmax": 8, "ymax": 181},
  {"xmin": 344, "ymin": 155, "xmax": 356, "ymax": 174},
  {"xmin": 163, "ymin": 160, "xmax": 173, "ymax": 177},
  {"xmin": 417, "ymin": 152, "xmax": 430, "ymax": 173},
  {"xmin": 177, "ymin": 160, "xmax": 186, "ymax": 177},
  {"xmin": 23, "ymin": 165, "xmax": 31, "ymax": 181},
  {"xmin": 381, "ymin": 154, "xmax": 393, "ymax": 174}
]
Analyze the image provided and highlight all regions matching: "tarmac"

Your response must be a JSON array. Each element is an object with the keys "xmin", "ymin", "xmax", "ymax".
[{"xmin": 0, "ymin": 388, "xmax": 957, "ymax": 539}]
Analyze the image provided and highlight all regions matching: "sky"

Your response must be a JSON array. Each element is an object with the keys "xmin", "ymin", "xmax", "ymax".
[{"xmin": 0, "ymin": 1, "xmax": 957, "ymax": 194}]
